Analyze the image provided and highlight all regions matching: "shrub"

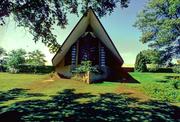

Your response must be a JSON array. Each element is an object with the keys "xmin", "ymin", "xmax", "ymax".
[
  {"xmin": 143, "ymin": 83, "xmax": 179, "ymax": 102},
  {"xmin": 134, "ymin": 52, "xmax": 147, "ymax": 72},
  {"xmin": 18, "ymin": 65, "xmax": 54, "ymax": 74},
  {"xmin": 72, "ymin": 61, "xmax": 98, "ymax": 74},
  {"xmin": 170, "ymin": 79, "xmax": 180, "ymax": 89},
  {"xmin": 147, "ymin": 64, "xmax": 159, "ymax": 72},
  {"xmin": 172, "ymin": 65, "xmax": 180, "ymax": 73},
  {"xmin": 8, "ymin": 68, "xmax": 19, "ymax": 73},
  {"xmin": 156, "ymin": 68, "xmax": 173, "ymax": 73}
]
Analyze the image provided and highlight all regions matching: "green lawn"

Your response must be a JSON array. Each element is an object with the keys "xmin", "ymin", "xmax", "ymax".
[{"xmin": 0, "ymin": 72, "xmax": 179, "ymax": 121}]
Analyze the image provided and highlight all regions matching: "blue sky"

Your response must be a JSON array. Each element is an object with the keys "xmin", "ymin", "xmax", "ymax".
[{"xmin": 0, "ymin": 0, "xmax": 149, "ymax": 66}]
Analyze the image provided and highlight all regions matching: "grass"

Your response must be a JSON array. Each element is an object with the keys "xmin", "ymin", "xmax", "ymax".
[
  {"xmin": 0, "ymin": 73, "xmax": 49, "ymax": 91},
  {"xmin": 130, "ymin": 73, "xmax": 180, "ymax": 101},
  {"xmin": 0, "ymin": 73, "xmax": 120, "ymax": 105},
  {"xmin": 0, "ymin": 72, "xmax": 179, "ymax": 121},
  {"xmin": 0, "ymin": 72, "xmax": 179, "ymax": 103}
]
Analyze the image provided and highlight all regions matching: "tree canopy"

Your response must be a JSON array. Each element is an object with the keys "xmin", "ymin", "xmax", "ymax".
[
  {"xmin": 134, "ymin": 52, "xmax": 147, "ymax": 72},
  {"xmin": 141, "ymin": 49, "xmax": 161, "ymax": 64},
  {"xmin": 5, "ymin": 49, "xmax": 26, "ymax": 72},
  {"xmin": 0, "ymin": 0, "xmax": 129, "ymax": 53},
  {"xmin": 0, "ymin": 47, "xmax": 6, "ymax": 57},
  {"xmin": 27, "ymin": 50, "xmax": 46, "ymax": 66},
  {"xmin": 134, "ymin": 0, "xmax": 180, "ymax": 64}
]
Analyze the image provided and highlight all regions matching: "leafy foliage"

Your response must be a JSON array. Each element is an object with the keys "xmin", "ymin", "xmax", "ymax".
[
  {"xmin": 177, "ymin": 60, "xmax": 180, "ymax": 64},
  {"xmin": 26, "ymin": 50, "xmax": 46, "ymax": 66},
  {"xmin": 0, "ymin": 0, "xmax": 129, "ymax": 53},
  {"xmin": 5, "ymin": 49, "xmax": 26, "ymax": 73},
  {"xmin": 141, "ymin": 49, "xmax": 161, "ymax": 64},
  {"xmin": 134, "ymin": 52, "xmax": 147, "ymax": 72},
  {"xmin": 172, "ymin": 65, "xmax": 180, "ymax": 73},
  {"xmin": 1, "ymin": 49, "xmax": 48, "ymax": 73},
  {"xmin": 147, "ymin": 64, "xmax": 160, "ymax": 72},
  {"xmin": 170, "ymin": 79, "xmax": 180, "ymax": 89},
  {"xmin": 134, "ymin": 0, "xmax": 180, "ymax": 64},
  {"xmin": 143, "ymin": 83, "xmax": 179, "ymax": 102},
  {"xmin": 18, "ymin": 65, "xmax": 53, "ymax": 74},
  {"xmin": 72, "ymin": 61, "xmax": 98, "ymax": 73},
  {"xmin": 0, "ymin": 47, "xmax": 6, "ymax": 57}
]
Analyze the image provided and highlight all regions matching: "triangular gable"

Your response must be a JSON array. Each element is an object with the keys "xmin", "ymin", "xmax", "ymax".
[{"xmin": 52, "ymin": 8, "xmax": 124, "ymax": 66}]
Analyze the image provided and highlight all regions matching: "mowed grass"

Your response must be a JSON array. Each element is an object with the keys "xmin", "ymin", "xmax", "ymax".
[
  {"xmin": 0, "ymin": 72, "xmax": 179, "ymax": 121},
  {"xmin": 0, "ymin": 73, "xmax": 120, "ymax": 105},
  {"xmin": 0, "ymin": 73, "xmax": 49, "ymax": 91},
  {"xmin": 0, "ymin": 72, "xmax": 179, "ymax": 105},
  {"xmin": 130, "ymin": 72, "xmax": 180, "ymax": 84}
]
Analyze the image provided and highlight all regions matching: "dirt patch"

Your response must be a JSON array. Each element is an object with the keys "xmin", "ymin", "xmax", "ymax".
[
  {"xmin": 116, "ymin": 85, "xmax": 150, "ymax": 102},
  {"xmin": 41, "ymin": 79, "xmax": 54, "ymax": 83}
]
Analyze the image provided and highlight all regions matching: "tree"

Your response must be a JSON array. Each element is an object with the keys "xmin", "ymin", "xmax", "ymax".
[
  {"xmin": 0, "ymin": 47, "xmax": 6, "ymax": 57},
  {"xmin": 141, "ymin": 49, "xmax": 161, "ymax": 64},
  {"xmin": 134, "ymin": 52, "xmax": 147, "ymax": 72},
  {"xmin": 134, "ymin": 0, "xmax": 180, "ymax": 65},
  {"xmin": 177, "ymin": 60, "xmax": 180, "ymax": 64},
  {"xmin": 0, "ymin": 47, "xmax": 6, "ymax": 71},
  {"xmin": 26, "ymin": 50, "xmax": 46, "ymax": 66},
  {"xmin": 6, "ymin": 49, "xmax": 26, "ymax": 73},
  {"xmin": 0, "ymin": 0, "xmax": 129, "ymax": 53}
]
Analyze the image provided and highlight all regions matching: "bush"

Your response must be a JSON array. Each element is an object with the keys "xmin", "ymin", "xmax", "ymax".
[
  {"xmin": 8, "ymin": 68, "xmax": 19, "ymax": 73},
  {"xmin": 134, "ymin": 52, "xmax": 147, "ymax": 72},
  {"xmin": 172, "ymin": 65, "xmax": 180, "ymax": 73},
  {"xmin": 155, "ymin": 68, "xmax": 173, "ymax": 73},
  {"xmin": 170, "ymin": 79, "xmax": 180, "ymax": 89},
  {"xmin": 72, "ymin": 61, "xmax": 98, "ymax": 74},
  {"xmin": 18, "ymin": 65, "xmax": 54, "ymax": 74},
  {"xmin": 143, "ymin": 83, "xmax": 179, "ymax": 102},
  {"xmin": 147, "ymin": 64, "xmax": 159, "ymax": 72}
]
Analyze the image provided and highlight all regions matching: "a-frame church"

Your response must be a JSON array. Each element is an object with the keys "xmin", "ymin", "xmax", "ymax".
[{"xmin": 52, "ymin": 8, "xmax": 133, "ymax": 82}]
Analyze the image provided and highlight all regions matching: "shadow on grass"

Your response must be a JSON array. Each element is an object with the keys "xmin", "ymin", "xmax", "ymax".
[
  {"xmin": 156, "ymin": 75, "xmax": 180, "ymax": 83},
  {"xmin": 0, "ymin": 89, "xmax": 179, "ymax": 122},
  {"xmin": 0, "ymin": 88, "xmax": 45, "ymax": 103},
  {"xmin": 165, "ymin": 76, "xmax": 180, "ymax": 80}
]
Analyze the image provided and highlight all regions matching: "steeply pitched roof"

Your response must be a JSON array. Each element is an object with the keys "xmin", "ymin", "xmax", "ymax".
[{"xmin": 52, "ymin": 8, "xmax": 124, "ymax": 66}]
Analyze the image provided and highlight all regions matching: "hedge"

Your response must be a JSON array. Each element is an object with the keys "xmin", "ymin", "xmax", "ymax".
[
  {"xmin": 0, "ymin": 65, "xmax": 54, "ymax": 73},
  {"xmin": 172, "ymin": 65, "xmax": 180, "ymax": 73},
  {"xmin": 148, "ymin": 68, "xmax": 173, "ymax": 73},
  {"xmin": 18, "ymin": 65, "xmax": 54, "ymax": 73},
  {"xmin": 123, "ymin": 67, "xmax": 173, "ymax": 73}
]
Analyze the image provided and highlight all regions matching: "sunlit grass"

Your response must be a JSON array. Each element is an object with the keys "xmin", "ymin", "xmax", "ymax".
[{"xmin": 0, "ymin": 72, "xmax": 179, "ymax": 106}]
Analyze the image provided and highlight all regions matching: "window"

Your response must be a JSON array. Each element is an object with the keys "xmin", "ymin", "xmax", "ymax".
[{"xmin": 78, "ymin": 33, "xmax": 99, "ymax": 65}]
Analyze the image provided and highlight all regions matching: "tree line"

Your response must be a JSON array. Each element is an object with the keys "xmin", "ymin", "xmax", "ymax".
[
  {"xmin": 134, "ymin": 49, "xmax": 180, "ymax": 73},
  {"xmin": 0, "ymin": 47, "xmax": 47, "ymax": 73}
]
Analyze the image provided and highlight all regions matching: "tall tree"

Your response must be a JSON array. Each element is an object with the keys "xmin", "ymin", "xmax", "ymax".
[
  {"xmin": 0, "ymin": 0, "xmax": 129, "ymax": 53},
  {"xmin": 6, "ymin": 49, "xmax": 26, "ymax": 72},
  {"xmin": 0, "ymin": 47, "xmax": 6, "ymax": 57},
  {"xmin": 27, "ymin": 50, "xmax": 46, "ymax": 66},
  {"xmin": 134, "ymin": 0, "xmax": 180, "ymax": 65},
  {"xmin": 134, "ymin": 52, "xmax": 147, "ymax": 72},
  {"xmin": 141, "ymin": 49, "xmax": 161, "ymax": 64}
]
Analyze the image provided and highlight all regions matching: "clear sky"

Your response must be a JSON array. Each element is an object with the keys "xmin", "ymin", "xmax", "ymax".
[{"xmin": 0, "ymin": 0, "xmax": 149, "ymax": 66}]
